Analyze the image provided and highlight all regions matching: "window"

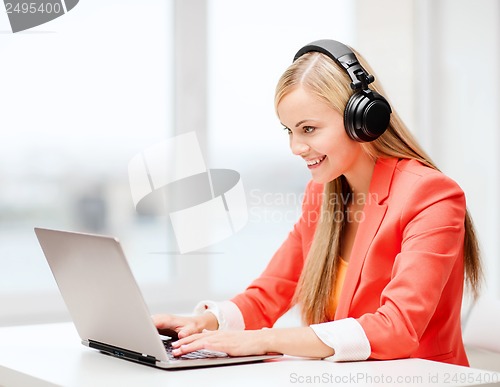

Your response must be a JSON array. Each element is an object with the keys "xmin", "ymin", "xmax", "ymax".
[
  {"xmin": 205, "ymin": 0, "xmax": 355, "ymax": 301},
  {"xmin": 0, "ymin": 0, "xmax": 175, "ymax": 324}
]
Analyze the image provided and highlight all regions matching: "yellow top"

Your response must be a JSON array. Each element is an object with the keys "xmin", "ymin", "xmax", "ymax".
[{"xmin": 332, "ymin": 258, "xmax": 349, "ymax": 315}]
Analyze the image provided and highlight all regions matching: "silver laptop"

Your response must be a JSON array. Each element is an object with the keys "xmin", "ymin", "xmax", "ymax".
[{"xmin": 34, "ymin": 227, "xmax": 281, "ymax": 369}]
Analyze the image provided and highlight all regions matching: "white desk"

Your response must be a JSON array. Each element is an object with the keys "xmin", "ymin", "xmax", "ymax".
[{"xmin": 0, "ymin": 322, "xmax": 499, "ymax": 387}]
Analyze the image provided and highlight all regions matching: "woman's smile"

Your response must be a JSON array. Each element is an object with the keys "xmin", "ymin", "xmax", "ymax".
[{"xmin": 305, "ymin": 155, "xmax": 327, "ymax": 169}]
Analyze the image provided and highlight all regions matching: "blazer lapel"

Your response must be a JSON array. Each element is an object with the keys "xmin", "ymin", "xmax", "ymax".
[{"xmin": 334, "ymin": 158, "xmax": 398, "ymax": 319}]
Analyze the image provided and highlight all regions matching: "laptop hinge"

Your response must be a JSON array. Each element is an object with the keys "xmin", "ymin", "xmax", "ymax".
[{"xmin": 88, "ymin": 339, "xmax": 157, "ymax": 365}]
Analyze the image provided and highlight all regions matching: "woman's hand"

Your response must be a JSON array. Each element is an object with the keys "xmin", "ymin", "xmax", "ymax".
[
  {"xmin": 170, "ymin": 327, "xmax": 334, "ymax": 359},
  {"xmin": 152, "ymin": 313, "xmax": 218, "ymax": 339},
  {"xmin": 171, "ymin": 329, "xmax": 272, "ymax": 357}
]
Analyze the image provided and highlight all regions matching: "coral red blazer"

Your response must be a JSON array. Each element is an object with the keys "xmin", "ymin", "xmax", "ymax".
[{"xmin": 231, "ymin": 157, "xmax": 469, "ymax": 366}]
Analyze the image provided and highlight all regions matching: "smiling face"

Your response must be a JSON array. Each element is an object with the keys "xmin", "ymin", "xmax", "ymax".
[{"xmin": 277, "ymin": 86, "xmax": 374, "ymax": 188}]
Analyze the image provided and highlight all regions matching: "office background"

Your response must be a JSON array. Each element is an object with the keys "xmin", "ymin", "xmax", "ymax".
[{"xmin": 0, "ymin": 0, "xmax": 498, "ymax": 326}]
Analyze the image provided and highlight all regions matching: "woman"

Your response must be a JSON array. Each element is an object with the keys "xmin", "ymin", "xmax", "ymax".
[{"xmin": 153, "ymin": 40, "xmax": 482, "ymax": 366}]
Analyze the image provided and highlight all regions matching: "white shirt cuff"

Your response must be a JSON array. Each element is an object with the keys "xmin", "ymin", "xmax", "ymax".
[
  {"xmin": 194, "ymin": 300, "xmax": 245, "ymax": 331},
  {"xmin": 310, "ymin": 318, "xmax": 371, "ymax": 362}
]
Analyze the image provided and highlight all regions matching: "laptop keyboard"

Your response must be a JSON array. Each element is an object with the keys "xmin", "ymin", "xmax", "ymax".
[{"xmin": 163, "ymin": 340, "xmax": 229, "ymax": 360}]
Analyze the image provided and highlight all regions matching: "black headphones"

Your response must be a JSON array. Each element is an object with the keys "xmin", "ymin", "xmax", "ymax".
[{"xmin": 293, "ymin": 39, "xmax": 392, "ymax": 142}]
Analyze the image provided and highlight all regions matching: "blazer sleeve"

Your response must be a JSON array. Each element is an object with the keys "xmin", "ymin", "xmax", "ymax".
[
  {"xmin": 357, "ymin": 171, "xmax": 466, "ymax": 359},
  {"xmin": 230, "ymin": 180, "xmax": 322, "ymax": 329}
]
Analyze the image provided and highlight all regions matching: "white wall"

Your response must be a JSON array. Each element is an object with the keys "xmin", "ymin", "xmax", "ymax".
[
  {"xmin": 428, "ymin": 0, "xmax": 500, "ymax": 299},
  {"xmin": 355, "ymin": 0, "xmax": 500, "ymax": 299}
]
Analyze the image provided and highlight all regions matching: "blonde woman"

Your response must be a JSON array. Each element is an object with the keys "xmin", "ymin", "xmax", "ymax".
[{"xmin": 154, "ymin": 40, "xmax": 482, "ymax": 366}]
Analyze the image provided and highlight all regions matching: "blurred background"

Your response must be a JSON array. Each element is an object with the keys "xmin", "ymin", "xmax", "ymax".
[{"xmin": 0, "ymin": 0, "xmax": 498, "ymax": 327}]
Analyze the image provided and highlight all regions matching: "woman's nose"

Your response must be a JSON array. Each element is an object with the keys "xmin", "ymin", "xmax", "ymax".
[{"xmin": 290, "ymin": 137, "xmax": 310, "ymax": 156}]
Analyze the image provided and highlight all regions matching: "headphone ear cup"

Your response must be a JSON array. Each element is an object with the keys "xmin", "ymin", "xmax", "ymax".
[{"xmin": 344, "ymin": 90, "xmax": 392, "ymax": 142}]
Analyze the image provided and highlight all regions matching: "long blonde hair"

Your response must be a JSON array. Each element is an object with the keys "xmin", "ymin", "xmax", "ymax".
[{"xmin": 275, "ymin": 50, "xmax": 482, "ymax": 325}]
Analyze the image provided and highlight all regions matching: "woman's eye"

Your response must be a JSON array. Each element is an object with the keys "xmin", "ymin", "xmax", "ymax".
[
  {"xmin": 303, "ymin": 126, "xmax": 315, "ymax": 133},
  {"xmin": 283, "ymin": 126, "xmax": 292, "ymax": 134}
]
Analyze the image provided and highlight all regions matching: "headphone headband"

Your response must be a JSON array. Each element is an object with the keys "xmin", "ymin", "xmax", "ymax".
[
  {"xmin": 293, "ymin": 39, "xmax": 374, "ymax": 91},
  {"xmin": 292, "ymin": 39, "xmax": 391, "ymax": 142}
]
